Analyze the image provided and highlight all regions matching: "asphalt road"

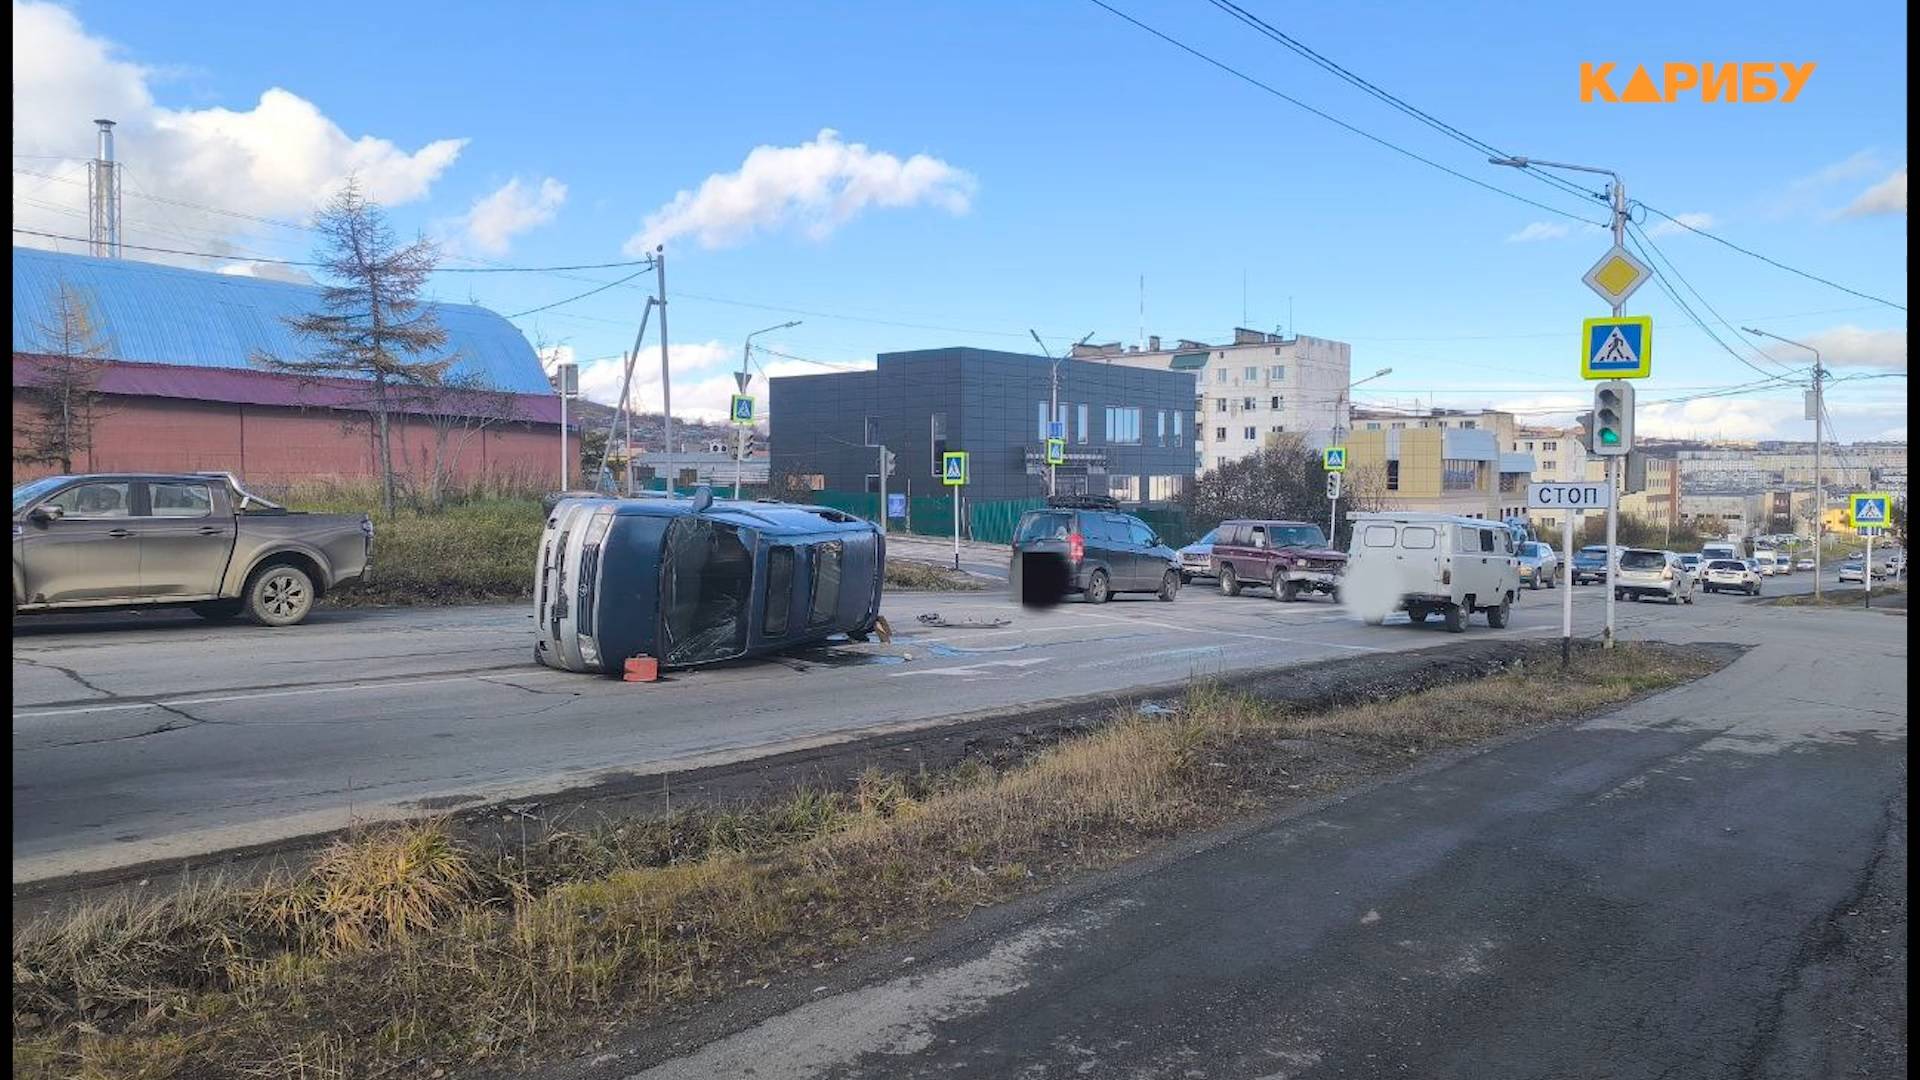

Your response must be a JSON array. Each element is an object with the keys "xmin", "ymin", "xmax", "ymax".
[
  {"xmin": 603, "ymin": 595, "xmax": 1908, "ymax": 1080},
  {"xmin": 8, "ymin": 565, "xmax": 1875, "ymax": 880}
]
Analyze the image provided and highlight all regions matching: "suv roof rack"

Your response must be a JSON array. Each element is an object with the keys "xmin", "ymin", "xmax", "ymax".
[{"xmin": 1044, "ymin": 493, "xmax": 1120, "ymax": 511}]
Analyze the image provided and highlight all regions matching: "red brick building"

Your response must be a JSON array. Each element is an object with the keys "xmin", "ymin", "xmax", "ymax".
[{"xmin": 13, "ymin": 246, "xmax": 572, "ymax": 489}]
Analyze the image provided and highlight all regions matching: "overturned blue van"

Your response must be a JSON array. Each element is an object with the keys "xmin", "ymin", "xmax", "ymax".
[{"xmin": 534, "ymin": 489, "xmax": 885, "ymax": 673}]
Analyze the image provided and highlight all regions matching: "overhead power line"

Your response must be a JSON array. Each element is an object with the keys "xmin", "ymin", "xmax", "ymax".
[
  {"xmin": 1083, "ymin": 0, "xmax": 1606, "ymax": 226},
  {"xmin": 504, "ymin": 265, "xmax": 655, "ymax": 319},
  {"xmin": 1625, "ymin": 224, "xmax": 1807, "ymax": 387},
  {"xmin": 1627, "ymin": 219, "xmax": 1804, "ymax": 378},
  {"xmin": 1634, "ymin": 202, "xmax": 1906, "ymax": 312}
]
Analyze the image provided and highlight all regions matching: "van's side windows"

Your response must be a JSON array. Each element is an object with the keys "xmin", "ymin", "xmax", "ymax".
[
  {"xmin": 808, "ymin": 541, "xmax": 843, "ymax": 626},
  {"xmin": 1362, "ymin": 525, "xmax": 1397, "ymax": 548},
  {"xmin": 1480, "ymin": 530, "xmax": 1496, "ymax": 554},
  {"xmin": 765, "ymin": 546, "xmax": 794, "ymax": 636},
  {"xmin": 1401, "ymin": 526, "xmax": 1437, "ymax": 549}
]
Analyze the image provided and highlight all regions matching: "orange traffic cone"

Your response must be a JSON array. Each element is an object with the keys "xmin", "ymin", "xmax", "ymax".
[{"xmin": 623, "ymin": 655, "xmax": 660, "ymax": 682}]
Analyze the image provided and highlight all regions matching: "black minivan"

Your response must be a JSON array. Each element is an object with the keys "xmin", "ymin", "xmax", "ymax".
[{"xmin": 1008, "ymin": 495, "xmax": 1181, "ymax": 603}]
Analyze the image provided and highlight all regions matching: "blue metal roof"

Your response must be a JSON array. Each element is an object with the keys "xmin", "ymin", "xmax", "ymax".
[{"xmin": 11, "ymin": 246, "xmax": 551, "ymax": 395}]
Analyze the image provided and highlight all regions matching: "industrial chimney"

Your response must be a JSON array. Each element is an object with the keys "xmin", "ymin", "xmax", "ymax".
[{"xmin": 88, "ymin": 119, "xmax": 121, "ymax": 258}]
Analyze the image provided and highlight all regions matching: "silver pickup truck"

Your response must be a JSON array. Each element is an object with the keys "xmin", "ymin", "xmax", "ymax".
[{"xmin": 12, "ymin": 472, "xmax": 372, "ymax": 626}]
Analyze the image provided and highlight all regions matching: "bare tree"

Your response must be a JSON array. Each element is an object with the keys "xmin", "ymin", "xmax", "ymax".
[
  {"xmin": 404, "ymin": 373, "xmax": 521, "ymax": 509},
  {"xmin": 17, "ymin": 281, "xmax": 111, "ymax": 474},
  {"xmin": 254, "ymin": 177, "xmax": 453, "ymax": 518},
  {"xmin": 1180, "ymin": 436, "xmax": 1389, "ymax": 546}
]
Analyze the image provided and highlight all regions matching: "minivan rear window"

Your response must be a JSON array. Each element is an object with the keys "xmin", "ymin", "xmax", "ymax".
[
  {"xmin": 1401, "ymin": 526, "xmax": 1437, "ymax": 549},
  {"xmin": 1017, "ymin": 512, "xmax": 1070, "ymax": 544}
]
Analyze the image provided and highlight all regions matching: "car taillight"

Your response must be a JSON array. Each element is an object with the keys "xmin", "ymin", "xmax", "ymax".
[
  {"xmin": 1662, "ymin": 567, "xmax": 1673, "ymax": 580},
  {"xmin": 1069, "ymin": 532, "xmax": 1084, "ymax": 564}
]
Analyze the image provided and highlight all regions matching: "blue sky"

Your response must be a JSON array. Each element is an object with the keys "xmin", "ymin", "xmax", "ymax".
[{"xmin": 12, "ymin": 0, "xmax": 1908, "ymax": 439}]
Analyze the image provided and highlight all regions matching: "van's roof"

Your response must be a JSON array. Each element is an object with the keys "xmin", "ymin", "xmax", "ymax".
[
  {"xmin": 1348, "ymin": 512, "xmax": 1507, "ymax": 528},
  {"xmin": 555, "ymin": 496, "xmax": 879, "ymax": 536}
]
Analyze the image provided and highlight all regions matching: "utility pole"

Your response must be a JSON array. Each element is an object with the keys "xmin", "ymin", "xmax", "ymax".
[
  {"xmin": 736, "ymin": 320, "xmax": 800, "ymax": 498},
  {"xmin": 1329, "ymin": 367, "xmax": 1393, "ymax": 541},
  {"xmin": 1494, "ymin": 154, "xmax": 1629, "ymax": 648},
  {"xmin": 654, "ymin": 246, "xmax": 672, "ymax": 458},
  {"xmin": 1741, "ymin": 326, "xmax": 1824, "ymax": 599},
  {"xmin": 1031, "ymin": 330, "xmax": 1097, "ymax": 499}
]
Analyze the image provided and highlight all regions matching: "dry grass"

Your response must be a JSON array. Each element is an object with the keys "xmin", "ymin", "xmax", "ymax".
[
  {"xmin": 1771, "ymin": 582, "xmax": 1907, "ymax": 608},
  {"xmin": 884, "ymin": 559, "xmax": 988, "ymax": 591},
  {"xmin": 12, "ymin": 644, "xmax": 1717, "ymax": 1080}
]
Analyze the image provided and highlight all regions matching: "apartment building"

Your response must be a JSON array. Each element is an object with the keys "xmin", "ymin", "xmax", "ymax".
[
  {"xmin": 1344, "ymin": 424, "xmax": 1535, "ymax": 522},
  {"xmin": 1075, "ymin": 329, "xmax": 1350, "ymax": 474}
]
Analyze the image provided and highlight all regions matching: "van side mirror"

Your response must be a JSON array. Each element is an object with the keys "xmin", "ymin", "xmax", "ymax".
[{"xmin": 28, "ymin": 504, "xmax": 63, "ymax": 524}]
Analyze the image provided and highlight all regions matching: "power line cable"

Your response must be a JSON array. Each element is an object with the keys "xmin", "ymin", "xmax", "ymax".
[
  {"xmin": 1634, "ymin": 202, "xmax": 1905, "ymax": 312},
  {"xmin": 1627, "ymin": 218, "xmax": 1804, "ymax": 378},
  {"xmin": 1084, "ymin": 0, "xmax": 1606, "ymax": 226},
  {"xmin": 504, "ymin": 265, "xmax": 655, "ymax": 318},
  {"xmin": 1625, "ymin": 225, "xmax": 1807, "ymax": 387},
  {"xmin": 1201, "ymin": 0, "xmax": 1607, "ymax": 208}
]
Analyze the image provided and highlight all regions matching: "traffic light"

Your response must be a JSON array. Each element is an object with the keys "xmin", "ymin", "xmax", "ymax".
[
  {"xmin": 881, "ymin": 447, "xmax": 897, "ymax": 477},
  {"xmin": 1591, "ymin": 380, "xmax": 1634, "ymax": 457},
  {"xmin": 743, "ymin": 433, "xmax": 759, "ymax": 458},
  {"xmin": 1326, "ymin": 471, "xmax": 1343, "ymax": 500}
]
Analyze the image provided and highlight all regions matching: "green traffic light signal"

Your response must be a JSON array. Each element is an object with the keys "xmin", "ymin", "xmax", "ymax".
[{"xmin": 1599, "ymin": 429, "xmax": 1620, "ymax": 445}]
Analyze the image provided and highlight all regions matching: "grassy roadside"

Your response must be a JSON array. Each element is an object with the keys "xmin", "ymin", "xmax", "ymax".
[
  {"xmin": 1770, "ymin": 582, "xmax": 1907, "ymax": 608},
  {"xmin": 13, "ymin": 643, "xmax": 1720, "ymax": 1080},
  {"xmin": 883, "ymin": 559, "xmax": 987, "ymax": 591}
]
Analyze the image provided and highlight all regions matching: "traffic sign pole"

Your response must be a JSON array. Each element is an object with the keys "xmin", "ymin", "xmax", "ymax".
[
  {"xmin": 1604, "ymin": 176, "xmax": 1626, "ymax": 651},
  {"xmin": 1563, "ymin": 510, "xmax": 1576, "ymax": 668},
  {"xmin": 1865, "ymin": 529, "xmax": 1873, "ymax": 609}
]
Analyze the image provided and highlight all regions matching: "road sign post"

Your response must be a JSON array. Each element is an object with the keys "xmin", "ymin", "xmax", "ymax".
[
  {"xmin": 729, "ymin": 391, "xmax": 756, "ymax": 499},
  {"xmin": 1323, "ymin": 447, "xmax": 1347, "ymax": 539},
  {"xmin": 1530, "ymin": 482, "xmax": 1613, "ymax": 667},
  {"xmin": 1850, "ymin": 493, "xmax": 1890, "ymax": 608},
  {"xmin": 943, "ymin": 451, "xmax": 969, "ymax": 570}
]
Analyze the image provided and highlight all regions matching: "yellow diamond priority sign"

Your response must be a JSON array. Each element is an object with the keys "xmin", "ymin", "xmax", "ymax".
[{"xmin": 1582, "ymin": 244, "xmax": 1652, "ymax": 308}]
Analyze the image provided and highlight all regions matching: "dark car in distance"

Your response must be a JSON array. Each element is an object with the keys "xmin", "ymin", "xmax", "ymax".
[
  {"xmin": 1009, "ymin": 496, "xmax": 1181, "ymax": 603},
  {"xmin": 1210, "ymin": 519, "xmax": 1346, "ymax": 601}
]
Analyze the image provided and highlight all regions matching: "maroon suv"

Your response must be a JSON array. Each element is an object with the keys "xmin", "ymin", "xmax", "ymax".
[{"xmin": 1210, "ymin": 519, "xmax": 1347, "ymax": 601}]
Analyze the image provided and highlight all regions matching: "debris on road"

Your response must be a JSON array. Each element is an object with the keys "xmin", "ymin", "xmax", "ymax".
[{"xmin": 916, "ymin": 612, "xmax": 1012, "ymax": 629}]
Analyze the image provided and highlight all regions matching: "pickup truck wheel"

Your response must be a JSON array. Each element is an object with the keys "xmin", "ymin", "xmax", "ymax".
[
  {"xmin": 191, "ymin": 599, "xmax": 244, "ymax": 621},
  {"xmin": 1158, "ymin": 570, "xmax": 1180, "ymax": 602},
  {"xmin": 1219, "ymin": 566, "xmax": 1240, "ymax": 597},
  {"xmin": 1443, "ymin": 605, "xmax": 1467, "ymax": 633},
  {"xmin": 1486, "ymin": 597, "xmax": 1511, "ymax": 628},
  {"xmin": 1277, "ymin": 576, "xmax": 1299, "ymax": 602},
  {"xmin": 1085, "ymin": 569, "xmax": 1112, "ymax": 605},
  {"xmin": 245, "ymin": 563, "xmax": 316, "ymax": 627}
]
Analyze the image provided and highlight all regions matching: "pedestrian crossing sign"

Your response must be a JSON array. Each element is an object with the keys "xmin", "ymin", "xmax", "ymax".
[
  {"xmin": 1045, "ymin": 438, "xmax": 1066, "ymax": 465},
  {"xmin": 1323, "ymin": 447, "xmax": 1347, "ymax": 472},
  {"xmin": 942, "ymin": 451, "xmax": 969, "ymax": 486},
  {"xmin": 729, "ymin": 394, "xmax": 755, "ymax": 425},
  {"xmin": 1582, "ymin": 315, "xmax": 1653, "ymax": 379},
  {"xmin": 1850, "ymin": 492, "xmax": 1890, "ymax": 529}
]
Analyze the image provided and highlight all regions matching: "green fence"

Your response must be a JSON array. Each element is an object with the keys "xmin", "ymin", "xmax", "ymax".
[
  {"xmin": 970, "ymin": 497, "xmax": 1047, "ymax": 546},
  {"xmin": 730, "ymin": 487, "xmax": 1190, "ymax": 548}
]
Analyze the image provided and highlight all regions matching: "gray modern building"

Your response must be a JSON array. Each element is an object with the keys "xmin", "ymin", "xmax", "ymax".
[{"xmin": 770, "ymin": 347, "xmax": 1197, "ymax": 504}]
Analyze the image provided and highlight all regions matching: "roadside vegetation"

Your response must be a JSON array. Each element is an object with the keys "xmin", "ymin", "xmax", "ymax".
[
  {"xmin": 1771, "ymin": 582, "xmax": 1907, "ymax": 608},
  {"xmin": 884, "ymin": 558, "xmax": 987, "ymax": 591},
  {"xmin": 13, "ymin": 642, "xmax": 1719, "ymax": 1080}
]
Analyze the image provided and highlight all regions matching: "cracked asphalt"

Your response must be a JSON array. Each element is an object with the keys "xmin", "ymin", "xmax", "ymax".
[
  {"xmin": 10, "ymin": 568, "xmax": 1879, "ymax": 883},
  {"xmin": 563, "ymin": 598, "xmax": 1905, "ymax": 1080}
]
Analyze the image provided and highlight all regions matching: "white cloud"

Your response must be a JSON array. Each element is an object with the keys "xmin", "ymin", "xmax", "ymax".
[
  {"xmin": 562, "ymin": 341, "xmax": 874, "ymax": 422},
  {"xmin": 1743, "ymin": 325, "xmax": 1909, "ymax": 372},
  {"xmin": 1646, "ymin": 211, "xmax": 1714, "ymax": 237},
  {"xmin": 12, "ymin": 0, "xmax": 466, "ymax": 264},
  {"xmin": 1792, "ymin": 149, "xmax": 1884, "ymax": 190},
  {"xmin": 464, "ymin": 177, "xmax": 566, "ymax": 255},
  {"xmin": 1842, "ymin": 168, "xmax": 1906, "ymax": 217},
  {"xmin": 1504, "ymin": 222, "xmax": 1569, "ymax": 243},
  {"xmin": 625, "ymin": 128, "xmax": 975, "ymax": 253},
  {"xmin": 1637, "ymin": 397, "xmax": 1804, "ymax": 440}
]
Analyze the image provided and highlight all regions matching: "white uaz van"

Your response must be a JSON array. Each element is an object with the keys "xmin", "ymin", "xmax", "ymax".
[{"xmin": 1345, "ymin": 513, "xmax": 1521, "ymax": 633}]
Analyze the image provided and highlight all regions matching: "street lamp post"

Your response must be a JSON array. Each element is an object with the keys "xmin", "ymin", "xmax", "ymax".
[
  {"xmin": 1493, "ymin": 155, "xmax": 1627, "ymax": 647},
  {"xmin": 736, "ymin": 320, "xmax": 801, "ymax": 499},
  {"xmin": 1742, "ymin": 326, "xmax": 1825, "ymax": 599},
  {"xmin": 1330, "ymin": 366, "xmax": 1392, "ymax": 539},
  {"xmin": 1030, "ymin": 330, "xmax": 1097, "ymax": 498}
]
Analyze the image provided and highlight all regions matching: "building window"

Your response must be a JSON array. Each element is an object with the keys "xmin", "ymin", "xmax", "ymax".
[
  {"xmin": 1365, "ymin": 422, "xmax": 1381, "ymax": 430},
  {"xmin": 1271, "ymin": 395, "xmax": 1283, "ymax": 410},
  {"xmin": 1037, "ymin": 401, "xmax": 1051, "ymax": 440},
  {"xmin": 865, "ymin": 474, "xmax": 881, "ymax": 494},
  {"xmin": 1106, "ymin": 407, "xmax": 1142, "ymax": 444},
  {"xmin": 1543, "ymin": 441, "xmax": 1557, "ymax": 451},
  {"xmin": 1243, "ymin": 396, "xmax": 1257, "ymax": 410},
  {"xmin": 1108, "ymin": 474, "xmax": 1139, "ymax": 502},
  {"xmin": 1391, "ymin": 421, "xmax": 1405, "ymax": 429},
  {"xmin": 1216, "ymin": 398, "xmax": 1228, "ymax": 413},
  {"xmin": 1077, "ymin": 403, "xmax": 1089, "ymax": 444},
  {"xmin": 1244, "ymin": 426, "xmax": 1257, "ymax": 440},
  {"xmin": 1270, "ymin": 365, "xmax": 1285, "ymax": 381},
  {"xmin": 1149, "ymin": 475, "xmax": 1185, "ymax": 501},
  {"xmin": 1216, "ymin": 368, "xmax": 1228, "ymax": 383},
  {"xmin": 1271, "ymin": 424, "xmax": 1285, "ymax": 433},
  {"xmin": 863, "ymin": 416, "xmax": 879, "ymax": 446},
  {"xmin": 1157, "ymin": 410, "xmax": 1167, "ymax": 446},
  {"xmin": 1462, "ymin": 420, "xmax": 1477, "ymax": 429},
  {"xmin": 1442, "ymin": 459, "xmax": 1479, "ymax": 491},
  {"xmin": 1244, "ymin": 366, "xmax": 1259, "ymax": 382},
  {"xmin": 1542, "ymin": 459, "xmax": 1556, "ymax": 472},
  {"xmin": 1173, "ymin": 411, "xmax": 1183, "ymax": 446},
  {"xmin": 1217, "ymin": 456, "xmax": 1227, "ymax": 468},
  {"xmin": 930, "ymin": 412, "xmax": 948, "ymax": 477},
  {"xmin": 1386, "ymin": 461, "xmax": 1399, "ymax": 491},
  {"xmin": 1216, "ymin": 426, "xmax": 1227, "ymax": 441}
]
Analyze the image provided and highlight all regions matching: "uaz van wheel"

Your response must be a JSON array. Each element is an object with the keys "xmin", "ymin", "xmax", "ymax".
[
  {"xmin": 1219, "ymin": 566, "xmax": 1240, "ymax": 596},
  {"xmin": 1487, "ymin": 597, "xmax": 1511, "ymax": 628},
  {"xmin": 1443, "ymin": 606, "xmax": 1466, "ymax": 633}
]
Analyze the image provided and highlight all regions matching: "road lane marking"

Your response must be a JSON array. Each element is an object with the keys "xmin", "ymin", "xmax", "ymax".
[
  {"xmin": 12, "ymin": 673, "xmax": 515, "ymax": 720},
  {"xmin": 889, "ymin": 657, "xmax": 1050, "ymax": 677},
  {"xmin": 1073, "ymin": 610, "xmax": 1388, "ymax": 652}
]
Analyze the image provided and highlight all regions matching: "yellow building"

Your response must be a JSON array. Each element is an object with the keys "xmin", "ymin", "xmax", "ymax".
[{"xmin": 1343, "ymin": 425, "xmax": 1533, "ymax": 521}]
